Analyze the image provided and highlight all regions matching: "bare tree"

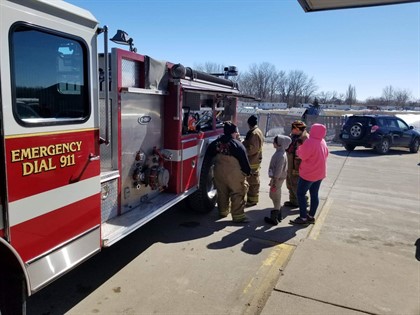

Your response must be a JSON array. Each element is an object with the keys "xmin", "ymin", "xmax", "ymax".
[
  {"xmin": 240, "ymin": 67, "xmax": 317, "ymax": 106},
  {"xmin": 288, "ymin": 70, "xmax": 315, "ymax": 107},
  {"xmin": 277, "ymin": 70, "xmax": 290, "ymax": 105},
  {"xmin": 317, "ymin": 91, "xmax": 343, "ymax": 104},
  {"xmin": 345, "ymin": 84, "xmax": 357, "ymax": 105},
  {"xmin": 394, "ymin": 89, "xmax": 412, "ymax": 108},
  {"xmin": 382, "ymin": 85, "xmax": 395, "ymax": 106},
  {"xmin": 365, "ymin": 97, "xmax": 384, "ymax": 106},
  {"xmin": 302, "ymin": 77, "xmax": 318, "ymax": 103},
  {"xmin": 193, "ymin": 62, "xmax": 224, "ymax": 73},
  {"xmin": 239, "ymin": 62, "xmax": 279, "ymax": 101}
]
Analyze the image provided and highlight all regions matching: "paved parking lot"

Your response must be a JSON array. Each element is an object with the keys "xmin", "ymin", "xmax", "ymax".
[{"xmin": 28, "ymin": 143, "xmax": 420, "ymax": 315}]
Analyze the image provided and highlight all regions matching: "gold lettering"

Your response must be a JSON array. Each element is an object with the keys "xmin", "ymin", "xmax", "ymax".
[
  {"xmin": 69, "ymin": 142, "xmax": 77, "ymax": 152},
  {"xmin": 11, "ymin": 150, "xmax": 21, "ymax": 162},
  {"xmin": 31, "ymin": 147, "xmax": 40, "ymax": 159},
  {"xmin": 21, "ymin": 148, "xmax": 32, "ymax": 160},
  {"xmin": 62, "ymin": 143, "xmax": 70, "ymax": 153},
  {"xmin": 47, "ymin": 145, "xmax": 55, "ymax": 156},
  {"xmin": 12, "ymin": 140, "xmax": 84, "ymax": 165},
  {"xmin": 48, "ymin": 158, "xmax": 56, "ymax": 170},
  {"xmin": 39, "ymin": 146, "xmax": 47, "ymax": 158},
  {"xmin": 38, "ymin": 159, "xmax": 47, "ymax": 172},
  {"xmin": 22, "ymin": 162, "xmax": 34, "ymax": 176},
  {"xmin": 55, "ymin": 144, "xmax": 63, "ymax": 155}
]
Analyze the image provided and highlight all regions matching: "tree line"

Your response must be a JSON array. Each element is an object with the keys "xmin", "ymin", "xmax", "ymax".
[{"xmin": 194, "ymin": 62, "xmax": 418, "ymax": 108}]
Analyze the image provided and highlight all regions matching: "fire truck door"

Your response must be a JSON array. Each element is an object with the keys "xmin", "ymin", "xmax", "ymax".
[{"xmin": 1, "ymin": 21, "xmax": 101, "ymax": 291}]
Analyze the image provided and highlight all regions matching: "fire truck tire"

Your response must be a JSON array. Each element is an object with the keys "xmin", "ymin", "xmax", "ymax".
[
  {"xmin": 187, "ymin": 156, "xmax": 217, "ymax": 213},
  {"xmin": 0, "ymin": 272, "xmax": 26, "ymax": 315}
]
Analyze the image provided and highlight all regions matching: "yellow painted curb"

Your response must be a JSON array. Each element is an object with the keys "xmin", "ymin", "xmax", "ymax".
[
  {"xmin": 243, "ymin": 243, "xmax": 295, "ymax": 314},
  {"xmin": 309, "ymin": 197, "xmax": 333, "ymax": 240}
]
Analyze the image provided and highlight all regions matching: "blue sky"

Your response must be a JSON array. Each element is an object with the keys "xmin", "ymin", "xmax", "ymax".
[{"xmin": 67, "ymin": 0, "xmax": 419, "ymax": 101}]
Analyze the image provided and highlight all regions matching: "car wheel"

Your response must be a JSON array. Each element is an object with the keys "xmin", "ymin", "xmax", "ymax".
[
  {"xmin": 375, "ymin": 138, "xmax": 390, "ymax": 154},
  {"xmin": 344, "ymin": 144, "xmax": 355, "ymax": 151},
  {"xmin": 409, "ymin": 138, "xmax": 419, "ymax": 153},
  {"xmin": 0, "ymin": 271, "xmax": 27, "ymax": 315},
  {"xmin": 187, "ymin": 156, "xmax": 217, "ymax": 213},
  {"xmin": 349, "ymin": 123, "xmax": 364, "ymax": 140}
]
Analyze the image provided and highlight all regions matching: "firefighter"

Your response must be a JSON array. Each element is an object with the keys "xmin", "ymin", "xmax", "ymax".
[
  {"xmin": 242, "ymin": 115, "xmax": 264, "ymax": 207},
  {"xmin": 284, "ymin": 120, "xmax": 309, "ymax": 207},
  {"xmin": 206, "ymin": 121, "xmax": 251, "ymax": 223}
]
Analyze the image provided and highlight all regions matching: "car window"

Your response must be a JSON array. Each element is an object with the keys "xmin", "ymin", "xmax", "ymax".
[
  {"xmin": 388, "ymin": 119, "xmax": 398, "ymax": 128},
  {"xmin": 346, "ymin": 116, "xmax": 369, "ymax": 126},
  {"xmin": 376, "ymin": 118, "xmax": 385, "ymax": 126},
  {"xmin": 396, "ymin": 119, "xmax": 409, "ymax": 130}
]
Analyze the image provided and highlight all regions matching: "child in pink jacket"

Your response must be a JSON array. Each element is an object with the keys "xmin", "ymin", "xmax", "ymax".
[{"xmin": 289, "ymin": 123, "xmax": 329, "ymax": 225}]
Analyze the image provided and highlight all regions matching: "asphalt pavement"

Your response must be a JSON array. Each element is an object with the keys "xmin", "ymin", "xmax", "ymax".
[{"xmin": 27, "ymin": 142, "xmax": 420, "ymax": 315}]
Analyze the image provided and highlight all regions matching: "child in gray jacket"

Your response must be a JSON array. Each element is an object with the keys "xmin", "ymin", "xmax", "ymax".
[{"xmin": 265, "ymin": 135, "xmax": 292, "ymax": 225}]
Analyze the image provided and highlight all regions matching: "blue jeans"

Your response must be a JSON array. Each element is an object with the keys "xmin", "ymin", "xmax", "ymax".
[{"xmin": 297, "ymin": 177, "xmax": 322, "ymax": 219}]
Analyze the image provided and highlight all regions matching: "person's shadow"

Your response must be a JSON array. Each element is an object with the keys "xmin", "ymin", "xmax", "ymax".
[{"xmin": 207, "ymin": 210, "xmax": 307, "ymax": 255}]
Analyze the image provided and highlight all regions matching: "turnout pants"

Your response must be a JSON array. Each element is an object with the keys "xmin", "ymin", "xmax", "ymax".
[
  {"xmin": 246, "ymin": 165, "xmax": 261, "ymax": 204},
  {"xmin": 214, "ymin": 155, "xmax": 249, "ymax": 221}
]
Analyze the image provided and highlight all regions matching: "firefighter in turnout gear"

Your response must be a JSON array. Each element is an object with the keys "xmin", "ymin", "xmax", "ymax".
[
  {"xmin": 242, "ymin": 115, "xmax": 264, "ymax": 207},
  {"xmin": 285, "ymin": 120, "xmax": 309, "ymax": 207},
  {"xmin": 206, "ymin": 122, "xmax": 252, "ymax": 223}
]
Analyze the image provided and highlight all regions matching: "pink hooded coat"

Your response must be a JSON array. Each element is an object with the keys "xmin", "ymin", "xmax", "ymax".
[{"xmin": 296, "ymin": 124, "xmax": 329, "ymax": 181}]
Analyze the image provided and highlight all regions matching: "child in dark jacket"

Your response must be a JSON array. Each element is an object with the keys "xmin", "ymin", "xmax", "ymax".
[{"xmin": 264, "ymin": 135, "xmax": 292, "ymax": 225}]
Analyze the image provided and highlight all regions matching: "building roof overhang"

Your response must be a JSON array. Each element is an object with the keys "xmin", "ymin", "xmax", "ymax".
[{"xmin": 297, "ymin": 0, "xmax": 418, "ymax": 12}]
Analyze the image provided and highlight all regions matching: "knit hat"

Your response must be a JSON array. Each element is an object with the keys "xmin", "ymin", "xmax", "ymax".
[
  {"xmin": 247, "ymin": 115, "xmax": 258, "ymax": 127},
  {"xmin": 291, "ymin": 120, "xmax": 306, "ymax": 131},
  {"xmin": 224, "ymin": 121, "xmax": 238, "ymax": 135}
]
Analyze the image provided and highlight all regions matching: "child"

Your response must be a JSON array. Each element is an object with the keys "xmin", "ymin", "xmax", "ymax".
[{"xmin": 264, "ymin": 135, "xmax": 292, "ymax": 225}]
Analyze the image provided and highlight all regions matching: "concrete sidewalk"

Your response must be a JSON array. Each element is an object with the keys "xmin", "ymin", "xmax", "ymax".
[
  {"xmin": 260, "ymin": 144, "xmax": 420, "ymax": 315},
  {"xmin": 262, "ymin": 238, "xmax": 419, "ymax": 315}
]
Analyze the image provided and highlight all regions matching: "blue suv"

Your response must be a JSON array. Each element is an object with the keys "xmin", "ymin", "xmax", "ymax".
[{"xmin": 339, "ymin": 115, "xmax": 420, "ymax": 154}]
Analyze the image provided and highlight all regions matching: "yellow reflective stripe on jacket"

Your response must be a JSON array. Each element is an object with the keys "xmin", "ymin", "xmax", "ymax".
[{"xmin": 250, "ymin": 163, "xmax": 261, "ymax": 170}]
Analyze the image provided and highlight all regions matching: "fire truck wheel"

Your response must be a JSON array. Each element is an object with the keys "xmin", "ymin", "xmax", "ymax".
[
  {"xmin": 187, "ymin": 157, "xmax": 217, "ymax": 213},
  {"xmin": 0, "ymin": 272, "xmax": 27, "ymax": 315}
]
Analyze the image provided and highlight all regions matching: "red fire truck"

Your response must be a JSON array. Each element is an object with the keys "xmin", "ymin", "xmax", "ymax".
[{"xmin": 0, "ymin": 0, "xmax": 241, "ymax": 313}]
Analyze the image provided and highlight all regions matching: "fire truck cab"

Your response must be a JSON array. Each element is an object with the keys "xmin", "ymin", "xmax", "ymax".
[{"xmin": 0, "ymin": 0, "xmax": 240, "ymax": 313}]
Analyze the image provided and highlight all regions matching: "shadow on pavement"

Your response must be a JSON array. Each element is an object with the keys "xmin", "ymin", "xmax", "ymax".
[
  {"xmin": 27, "ymin": 203, "xmax": 305, "ymax": 314},
  {"xmin": 207, "ymin": 222, "xmax": 305, "ymax": 255},
  {"xmin": 330, "ymin": 148, "xmax": 413, "ymax": 157}
]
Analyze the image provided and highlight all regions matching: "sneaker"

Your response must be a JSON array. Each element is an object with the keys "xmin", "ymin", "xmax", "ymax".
[
  {"xmin": 307, "ymin": 215, "xmax": 315, "ymax": 224},
  {"xmin": 289, "ymin": 217, "xmax": 310, "ymax": 225}
]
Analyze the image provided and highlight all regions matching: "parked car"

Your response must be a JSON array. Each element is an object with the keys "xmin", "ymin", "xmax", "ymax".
[{"xmin": 339, "ymin": 115, "xmax": 420, "ymax": 154}]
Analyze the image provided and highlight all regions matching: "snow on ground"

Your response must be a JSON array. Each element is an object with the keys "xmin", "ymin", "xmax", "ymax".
[{"xmin": 396, "ymin": 114, "xmax": 420, "ymax": 129}]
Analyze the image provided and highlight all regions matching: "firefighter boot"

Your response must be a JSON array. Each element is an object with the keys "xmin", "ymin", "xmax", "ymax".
[{"xmin": 264, "ymin": 209, "xmax": 280, "ymax": 225}]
